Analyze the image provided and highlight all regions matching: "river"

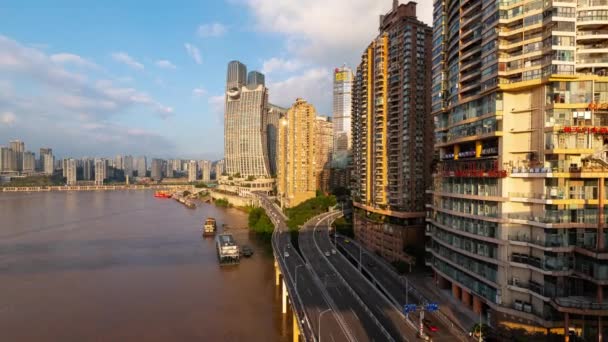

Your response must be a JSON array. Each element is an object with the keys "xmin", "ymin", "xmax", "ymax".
[{"xmin": 0, "ymin": 190, "xmax": 291, "ymax": 341}]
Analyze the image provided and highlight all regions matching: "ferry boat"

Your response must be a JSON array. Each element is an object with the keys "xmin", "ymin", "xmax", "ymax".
[
  {"xmin": 202, "ymin": 217, "xmax": 217, "ymax": 237},
  {"xmin": 216, "ymin": 233, "xmax": 240, "ymax": 265},
  {"xmin": 154, "ymin": 191, "xmax": 172, "ymax": 198}
]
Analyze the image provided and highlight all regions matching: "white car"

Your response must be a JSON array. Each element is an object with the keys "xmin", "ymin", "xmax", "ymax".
[
  {"xmin": 331, "ymin": 249, "xmax": 336, "ymax": 255},
  {"xmin": 325, "ymin": 251, "xmax": 330, "ymax": 257},
  {"xmin": 284, "ymin": 251, "xmax": 290, "ymax": 258}
]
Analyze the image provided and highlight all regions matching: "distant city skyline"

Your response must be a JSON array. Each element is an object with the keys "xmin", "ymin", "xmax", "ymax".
[{"xmin": 0, "ymin": 1, "xmax": 432, "ymax": 158}]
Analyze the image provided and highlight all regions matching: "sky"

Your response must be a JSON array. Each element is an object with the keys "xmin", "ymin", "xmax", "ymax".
[{"xmin": 0, "ymin": 0, "xmax": 432, "ymax": 160}]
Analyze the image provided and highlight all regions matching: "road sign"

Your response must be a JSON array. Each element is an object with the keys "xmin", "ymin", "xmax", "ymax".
[
  {"xmin": 425, "ymin": 303, "xmax": 439, "ymax": 312},
  {"xmin": 403, "ymin": 303, "xmax": 417, "ymax": 314}
]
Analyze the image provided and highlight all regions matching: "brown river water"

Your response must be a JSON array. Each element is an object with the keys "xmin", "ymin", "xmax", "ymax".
[{"xmin": 0, "ymin": 190, "xmax": 291, "ymax": 341}]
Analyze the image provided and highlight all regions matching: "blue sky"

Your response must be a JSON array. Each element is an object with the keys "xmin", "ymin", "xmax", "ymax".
[{"xmin": 0, "ymin": 0, "xmax": 432, "ymax": 160}]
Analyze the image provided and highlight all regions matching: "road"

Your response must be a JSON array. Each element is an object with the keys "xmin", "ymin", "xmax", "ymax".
[
  {"xmin": 256, "ymin": 195, "xmax": 352, "ymax": 342},
  {"xmin": 299, "ymin": 212, "xmax": 393, "ymax": 342},
  {"xmin": 335, "ymin": 235, "xmax": 468, "ymax": 342}
]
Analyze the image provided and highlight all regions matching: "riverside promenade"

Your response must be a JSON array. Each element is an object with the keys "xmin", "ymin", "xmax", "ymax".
[{"xmin": 0, "ymin": 184, "xmax": 194, "ymax": 193}]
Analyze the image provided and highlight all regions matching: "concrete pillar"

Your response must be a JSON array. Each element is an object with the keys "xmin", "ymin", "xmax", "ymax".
[
  {"xmin": 437, "ymin": 273, "xmax": 449, "ymax": 289},
  {"xmin": 293, "ymin": 312, "xmax": 300, "ymax": 342},
  {"xmin": 462, "ymin": 290, "xmax": 472, "ymax": 308},
  {"xmin": 472, "ymin": 295, "xmax": 482, "ymax": 315},
  {"xmin": 282, "ymin": 280, "xmax": 287, "ymax": 314},
  {"xmin": 564, "ymin": 312, "xmax": 569, "ymax": 342},
  {"xmin": 452, "ymin": 283, "xmax": 460, "ymax": 299},
  {"xmin": 275, "ymin": 260, "xmax": 281, "ymax": 286},
  {"xmin": 598, "ymin": 315, "xmax": 603, "ymax": 342}
]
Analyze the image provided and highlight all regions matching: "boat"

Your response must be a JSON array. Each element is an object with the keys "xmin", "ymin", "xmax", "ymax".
[
  {"xmin": 216, "ymin": 233, "xmax": 240, "ymax": 265},
  {"xmin": 203, "ymin": 217, "xmax": 217, "ymax": 237},
  {"xmin": 154, "ymin": 191, "xmax": 172, "ymax": 198},
  {"xmin": 241, "ymin": 245, "xmax": 254, "ymax": 257}
]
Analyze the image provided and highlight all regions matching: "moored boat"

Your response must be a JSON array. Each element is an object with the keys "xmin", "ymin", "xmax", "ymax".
[
  {"xmin": 153, "ymin": 191, "xmax": 172, "ymax": 198},
  {"xmin": 203, "ymin": 217, "xmax": 217, "ymax": 237}
]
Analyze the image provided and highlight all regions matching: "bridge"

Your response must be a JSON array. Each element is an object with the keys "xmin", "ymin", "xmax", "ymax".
[{"xmin": 254, "ymin": 193, "xmax": 470, "ymax": 342}]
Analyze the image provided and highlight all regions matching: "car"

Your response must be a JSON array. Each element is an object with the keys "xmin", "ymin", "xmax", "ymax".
[
  {"xmin": 325, "ymin": 251, "xmax": 330, "ymax": 257},
  {"xmin": 423, "ymin": 319, "xmax": 438, "ymax": 332},
  {"xmin": 345, "ymin": 239, "xmax": 350, "ymax": 243},
  {"xmin": 284, "ymin": 251, "xmax": 289, "ymax": 258},
  {"xmin": 331, "ymin": 249, "xmax": 336, "ymax": 255}
]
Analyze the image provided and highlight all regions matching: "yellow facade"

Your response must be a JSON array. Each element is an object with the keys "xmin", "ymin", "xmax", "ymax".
[{"xmin": 277, "ymin": 98, "xmax": 317, "ymax": 208}]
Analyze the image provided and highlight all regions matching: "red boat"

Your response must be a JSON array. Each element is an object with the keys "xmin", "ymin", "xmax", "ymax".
[{"xmin": 154, "ymin": 191, "xmax": 172, "ymax": 198}]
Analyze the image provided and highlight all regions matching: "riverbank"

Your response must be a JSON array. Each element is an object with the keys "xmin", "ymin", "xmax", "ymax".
[{"xmin": 0, "ymin": 184, "xmax": 194, "ymax": 193}]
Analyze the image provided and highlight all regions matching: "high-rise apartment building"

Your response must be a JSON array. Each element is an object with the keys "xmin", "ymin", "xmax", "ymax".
[
  {"xmin": 199, "ymin": 160, "xmax": 211, "ymax": 182},
  {"xmin": 216, "ymin": 159, "xmax": 225, "ymax": 177},
  {"xmin": 123, "ymin": 155, "xmax": 133, "ymax": 178},
  {"xmin": 9, "ymin": 140, "xmax": 24, "ymax": 171},
  {"xmin": 268, "ymin": 104, "xmax": 288, "ymax": 176},
  {"xmin": 83, "ymin": 158, "xmax": 93, "ymax": 180},
  {"xmin": 0, "ymin": 147, "xmax": 11, "ymax": 172},
  {"xmin": 428, "ymin": 0, "xmax": 608, "ymax": 337},
  {"xmin": 277, "ymin": 98, "xmax": 317, "ymax": 208},
  {"xmin": 66, "ymin": 159, "xmax": 77, "ymax": 185},
  {"xmin": 315, "ymin": 116, "xmax": 334, "ymax": 193},
  {"xmin": 332, "ymin": 66, "xmax": 354, "ymax": 169},
  {"xmin": 136, "ymin": 156, "xmax": 147, "ymax": 178},
  {"xmin": 188, "ymin": 160, "xmax": 198, "ymax": 182},
  {"xmin": 114, "ymin": 155, "xmax": 124, "ymax": 170},
  {"xmin": 43, "ymin": 153, "xmax": 54, "ymax": 175},
  {"xmin": 171, "ymin": 159, "xmax": 181, "ymax": 172},
  {"xmin": 165, "ymin": 162, "xmax": 174, "ymax": 178},
  {"xmin": 151, "ymin": 159, "xmax": 163, "ymax": 181},
  {"xmin": 22, "ymin": 152, "xmax": 35, "ymax": 173},
  {"xmin": 94, "ymin": 159, "xmax": 107, "ymax": 185},
  {"xmin": 351, "ymin": 1, "xmax": 432, "ymax": 264},
  {"xmin": 39, "ymin": 148, "xmax": 52, "ymax": 172},
  {"xmin": 62, "ymin": 159, "xmax": 68, "ymax": 178},
  {"xmin": 224, "ymin": 60, "xmax": 271, "ymax": 177}
]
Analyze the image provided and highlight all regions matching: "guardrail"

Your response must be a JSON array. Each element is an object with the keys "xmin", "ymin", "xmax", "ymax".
[
  {"xmin": 336, "ymin": 234, "xmax": 472, "ymax": 341},
  {"xmin": 312, "ymin": 212, "xmax": 395, "ymax": 342}
]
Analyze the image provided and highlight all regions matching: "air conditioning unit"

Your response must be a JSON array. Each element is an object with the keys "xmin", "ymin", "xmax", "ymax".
[{"xmin": 512, "ymin": 277, "xmax": 519, "ymax": 286}]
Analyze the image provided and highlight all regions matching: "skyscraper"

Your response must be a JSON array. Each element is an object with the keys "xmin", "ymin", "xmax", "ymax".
[
  {"xmin": 188, "ymin": 160, "xmax": 197, "ymax": 182},
  {"xmin": 39, "ymin": 148, "xmax": 52, "ymax": 172},
  {"xmin": 9, "ymin": 140, "xmax": 24, "ymax": 172},
  {"xmin": 165, "ymin": 162, "xmax": 174, "ymax": 178},
  {"xmin": 224, "ymin": 60, "xmax": 271, "ymax": 177},
  {"xmin": 136, "ymin": 156, "xmax": 147, "ymax": 178},
  {"xmin": 94, "ymin": 159, "xmax": 106, "ymax": 185},
  {"xmin": 151, "ymin": 159, "xmax": 163, "ymax": 181},
  {"xmin": 0, "ymin": 147, "xmax": 11, "ymax": 172},
  {"xmin": 43, "ymin": 153, "xmax": 54, "ymax": 175},
  {"xmin": 114, "ymin": 155, "xmax": 124, "ymax": 170},
  {"xmin": 277, "ymin": 98, "xmax": 317, "ymax": 208},
  {"xmin": 123, "ymin": 155, "xmax": 134, "ymax": 178},
  {"xmin": 427, "ymin": 0, "xmax": 608, "ymax": 336},
  {"xmin": 315, "ymin": 116, "xmax": 334, "ymax": 193},
  {"xmin": 66, "ymin": 159, "xmax": 77, "ymax": 185},
  {"xmin": 332, "ymin": 66, "xmax": 354, "ymax": 169},
  {"xmin": 268, "ymin": 104, "xmax": 288, "ymax": 176},
  {"xmin": 199, "ymin": 160, "xmax": 211, "ymax": 182},
  {"xmin": 216, "ymin": 159, "xmax": 225, "ymax": 177},
  {"xmin": 83, "ymin": 158, "xmax": 93, "ymax": 180},
  {"xmin": 351, "ymin": 1, "xmax": 432, "ymax": 265},
  {"xmin": 22, "ymin": 152, "xmax": 35, "ymax": 173}
]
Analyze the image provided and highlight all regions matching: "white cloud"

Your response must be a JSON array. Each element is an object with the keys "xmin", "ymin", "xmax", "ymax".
[
  {"xmin": 1, "ymin": 111, "xmax": 16, "ymax": 126},
  {"xmin": 233, "ymin": 0, "xmax": 432, "ymax": 115},
  {"xmin": 50, "ymin": 53, "xmax": 98, "ymax": 69},
  {"xmin": 267, "ymin": 67, "xmax": 332, "ymax": 113},
  {"xmin": 197, "ymin": 23, "xmax": 227, "ymax": 37},
  {"xmin": 0, "ymin": 34, "xmax": 175, "ymax": 156},
  {"xmin": 184, "ymin": 43, "xmax": 202, "ymax": 64},
  {"xmin": 155, "ymin": 59, "xmax": 177, "ymax": 69},
  {"xmin": 208, "ymin": 95, "xmax": 225, "ymax": 123},
  {"xmin": 111, "ymin": 52, "xmax": 144, "ymax": 70},
  {"xmin": 261, "ymin": 57, "xmax": 303, "ymax": 74},
  {"xmin": 192, "ymin": 87, "xmax": 207, "ymax": 98}
]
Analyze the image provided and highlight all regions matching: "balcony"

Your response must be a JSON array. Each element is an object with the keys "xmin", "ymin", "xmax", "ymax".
[
  {"xmin": 553, "ymin": 296, "xmax": 608, "ymax": 315},
  {"xmin": 509, "ymin": 234, "xmax": 571, "ymax": 248},
  {"xmin": 510, "ymin": 253, "xmax": 572, "ymax": 273},
  {"xmin": 508, "ymin": 279, "xmax": 548, "ymax": 299},
  {"xmin": 507, "ymin": 209, "xmax": 599, "ymax": 225}
]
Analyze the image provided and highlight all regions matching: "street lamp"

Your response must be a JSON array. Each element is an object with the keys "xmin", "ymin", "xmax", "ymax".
[{"xmin": 318, "ymin": 308, "xmax": 332, "ymax": 342}]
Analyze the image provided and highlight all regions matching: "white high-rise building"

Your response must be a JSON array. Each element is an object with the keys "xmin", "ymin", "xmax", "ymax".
[
  {"xmin": 22, "ymin": 152, "xmax": 35, "ymax": 173},
  {"xmin": 43, "ymin": 153, "xmax": 54, "ymax": 175},
  {"xmin": 332, "ymin": 66, "xmax": 353, "ymax": 169},
  {"xmin": 200, "ymin": 160, "xmax": 211, "ymax": 182},
  {"xmin": 224, "ymin": 60, "xmax": 271, "ymax": 177},
  {"xmin": 151, "ymin": 159, "xmax": 163, "ymax": 181},
  {"xmin": 9, "ymin": 140, "xmax": 24, "ymax": 172},
  {"xmin": 123, "ymin": 155, "xmax": 133, "ymax": 178},
  {"xmin": 66, "ymin": 159, "xmax": 77, "ymax": 185},
  {"xmin": 0, "ymin": 147, "xmax": 12, "ymax": 172},
  {"xmin": 114, "ymin": 155, "xmax": 124, "ymax": 170},
  {"xmin": 94, "ymin": 159, "xmax": 107, "ymax": 185},
  {"xmin": 188, "ymin": 160, "xmax": 197, "ymax": 182},
  {"xmin": 136, "ymin": 156, "xmax": 146, "ymax": 178},
  {"xmin": 39, "ymin": 148, "xmax": 52, "ymax": 172},
  {"xmin": 83, "ymin": 158, "xmax": 93, "ymax": 180}
]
